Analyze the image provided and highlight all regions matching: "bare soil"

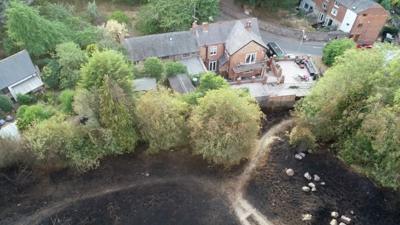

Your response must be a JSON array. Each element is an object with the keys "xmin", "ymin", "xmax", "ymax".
[{"xmin": 245, "ymin": 135, "xmax": 400, "ymax": 225}]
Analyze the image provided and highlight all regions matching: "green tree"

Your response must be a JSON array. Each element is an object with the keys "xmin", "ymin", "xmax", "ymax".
[
  {"xmin": 0, "ymin": 95, "xmax": 13, "ymax": 113},
  {"xmin": 237, "ymin": 0, "xmax": 298, "ymax": 10},
  {"xmin": 197, "ymin": 72, "xmax": 229, "ymax": 92},
  {"xmin": 109, "ymin": 10, "xmax": 130, "ymax": 25},
  {"xmin": 136, "ymin": 89, "xmax": 190, "ymax": 153},
  {"xmin": 16, "ymin": 94, "xmax": 37, "ymax": 105},
  {"xmin": 24, "ymin": 115, "xmax": 114, "ymax": 172},
  {"xmin": 164, "ymin": 61, "xmax": 187, "ymax": 77},
  {"xmin": 99, "ymin": 75, "xmax": 138, "ymax": 152},
  {"xmin": 322, "ymin": 38, "xmax": 356, "ymax": 66},
  {"xmin": 80, "ymin": 50, "xmax": 133, "ymax": 91},
  {"xmin": 189, "ymin": 88, "xmax": 261, "ymax": 166},
  {"xmin": 136, "ymin": 0, "xmax": 219, "ymax": 34},
  {"xmin": 56, "ymin": 42, "xmax": 88, "ymax": 89},
  {"xmin": 5, "ymin": 1, "xmax": 67, "ymax": 56},
  {"xmin": 58, "ymin": 89, "xmax": 75, "ymax": 113},
  {"xmin": 42, "ymin": 59, "xmax": 61, "ymax": 89},
  {"xmin": 143, "ymin": 57, "xmax": 164, "ymax": 80},
  {"xmin": 16, "ymin": 104, "xmax": 56, "ymax": 130},
  {"xmin": 294, "ymin": 47, "xmax": 400, "ymax": 189}
]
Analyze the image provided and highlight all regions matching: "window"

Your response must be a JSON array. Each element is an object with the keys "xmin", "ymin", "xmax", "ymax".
[
  {"xmin": 358, "ymin": 23, "xmax": 363, "ymax": 28},
  {"xmin": 304, "ymin": 3, "xmax": 309, "ymax": 9},
  {"xmin": 363, "ymin": 13, "xmax": 368, "ymax": 17},
  {"xmin": 331, "ymin": 8, "xmax": 338, "ymax": 16},
  {"xmin": 209, "ymin": 61, "xmax": 217, "ymax": 71},
  {"xmin": 245, "ymin": 53, "xmax": 256, "ymax": 64},
  {"xmin": 323, "ymin": 3, "xmax": 327, "ymax": 9},
  {"xmin": 319, "ymin": 13, "xmax": 325, "ymax": 22},
  {"xmin": 334, "ymin": 0, "xmax": 339, "ymax": 7},
  {"xmin": 209, "ymin": 46, "xmax": 217, "ymax": 56}
]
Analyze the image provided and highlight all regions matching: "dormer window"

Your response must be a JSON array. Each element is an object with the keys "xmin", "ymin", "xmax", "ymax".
[
  {"xmin": 209, "ymin": 46, "xmax": 217, "ymax": 56},
  {"xmin": 334, "ymin": 0, "xmax": 339, "ymax": 7}
]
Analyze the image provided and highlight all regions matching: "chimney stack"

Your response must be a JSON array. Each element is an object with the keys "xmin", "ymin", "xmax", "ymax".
[
  {"xmin": 202, "ymin": 22, "xmax": 209, "ymax": 32},
  {"xmin": 245, "ymin": 20, "xmax": 252, "ymax": 31}
]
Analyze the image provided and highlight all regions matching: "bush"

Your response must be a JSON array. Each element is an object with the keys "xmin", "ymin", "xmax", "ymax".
[
  {"xmin": 16, "ymin": 104, "xmax": 56, "ymax": 130},
  {"xmin": 143, "ymin": 57, "xmax": 164, "ymax": 80},
  {"xmin": 164, "ymin": 61, "xmax": 187, "ymax": 77},
  {"xmin": 136, "ymin": 89, "xmax": 190, "ymax": 153},
  {"xmin": 322, "ymin": 38, "xmax": 356, "ymax": 66},
  {"xmin": 289, "ymin": 126, "xmax": 316, "ymax": 151},
  {"xmin": 0, "ymin": 95, "xmax": 13, "ymax": 113},
  {"xmin": 24, "ymin": 116, "xmax": 113, "ymax": 172},
  {"xmin": 58, "ymin": 89, "xmax": 75, "ymax": 113},
  {"xmin": 16, "ymin": 94, "xmax": 37, "ymax": 105},
  {"xmin": 189, "ymin": 88, "xmax": 262, "ymax": 166},
  {"xmin": 0, "ymin": 137, "xmax": 29, "ymax": 169},
  {"xmin": 109, "ymin": 10, "xmax": 130, "ymax": 25}
]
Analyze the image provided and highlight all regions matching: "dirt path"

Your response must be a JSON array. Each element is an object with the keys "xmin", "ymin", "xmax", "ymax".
[{"xmin": 226, "ymin": 120, "xmax": 293, "ymax": 225}]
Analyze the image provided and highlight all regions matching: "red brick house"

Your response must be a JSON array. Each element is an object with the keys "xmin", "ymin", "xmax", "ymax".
[
  {"xmin": 123, "ymin": 18, "xmax": 268, "ymax": 81},
  {"xmin": 300, "ymin": 0, "xmax": 389, "ymax": 44}
]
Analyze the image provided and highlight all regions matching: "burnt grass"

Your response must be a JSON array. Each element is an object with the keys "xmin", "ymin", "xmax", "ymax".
[
  {"xmin": 246, "ymin": 135, "xmax": 400, "ymax": 225},
  {"xmin": 0, "ymin": 150, "xmax": 241, "ymax": 225},
  {"xmin": 38, "ymin": 182, "xmax": 239, "ymax": 225}
]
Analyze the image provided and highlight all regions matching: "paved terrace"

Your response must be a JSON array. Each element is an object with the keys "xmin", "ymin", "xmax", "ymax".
[{"xmin": 231, "ymin": 60, "xmax": 314, "ymax": 99}]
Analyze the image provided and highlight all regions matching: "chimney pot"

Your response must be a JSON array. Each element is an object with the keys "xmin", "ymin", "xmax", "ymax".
[{"xmin": 202, "ymin": 22, "xmax": 209, "ymax": 32}]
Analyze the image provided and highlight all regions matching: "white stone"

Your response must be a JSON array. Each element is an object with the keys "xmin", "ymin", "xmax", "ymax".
[
  {"xmin": 340, "ymin": 215, "xmax": 351, "ymax": 224},
  {"xmin": 308, "ymin": 182, "xmax": 316, "ymax": 188},
  {"xmin": 320, "ymin": 181, "xmax": 326, "ymax": 185},
  {"xmin": 302, "ymin": 214, "xmax": 312, "ymax": 221},
  {"xmin": 295, "ymin": 154, "xmax": 303, "ymax": 160},
  {"xmin": 299, "ymin": 152, "xmax": 306, "ymax": 157},
  {"xmin": 339, "ymin": 223, "xmax": 346, "ymax": 225},
  {"xmin": 302, "ymin": 186, "xmax": 311, "ymax": 192},
  {"xmin": 304, "ymin": 172, "xmax": 312, "ymax": 180},
  {"xmin": 311, "ymin": 187, "xmax": 317, "ymax": 192},
  {"xmin": 286, "ymin": 168, "xmax": 295, "ymax": 176},
  {"xmin": 331, "ymin": 211, "xmax": 339, "ymax": 218},
  {"xmin": 313, "ymin": 174, "xmax": 320, "ymax": 181},
  {"xmin": 330, "ymin": 219, "xmax": 338, "ymax": 225}
]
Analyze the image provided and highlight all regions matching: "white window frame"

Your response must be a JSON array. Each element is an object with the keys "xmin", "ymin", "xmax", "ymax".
[
  {"xmin": 245, "ymin": 53, "xmax": 256, "ymax": 64},
  {"xmin": 334, "ymin": 0, "xmax": 339, "ymax": 7},
  {"xmin": 209, "ymin": 46, "xmax": 217, "ymax": 56},
  {"xmin": 331, "ymin": 8, "xmax": 338, "ymax": 16},
  {"xmin": 208, "ymin": 61, "xmax": 217, "ymax": 71},
  {"xmin": 322, "ymin": 3, "xmax": 327, "ymax": 9}
]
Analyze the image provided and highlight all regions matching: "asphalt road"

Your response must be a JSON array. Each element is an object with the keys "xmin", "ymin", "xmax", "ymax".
[{"xmin": 261, "ymin": 31, "xmax": 325, "ymax": 56}]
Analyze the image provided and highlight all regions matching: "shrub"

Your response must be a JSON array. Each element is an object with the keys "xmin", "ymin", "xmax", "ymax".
[
  {"xmin": 164, "ymin": 61, "xmax": 187, "ymax": 77},
  {"xmin": 143, "ymin": 57, "xmax": 164, "ymax": 80},
  {"xmin": 16, "ymin": 104, "xmax": 56, "ymax": 130},
  {"xmin": 0, "ymin": 95, "xmax": 13, "ymax": 113},
  {"xmin": 289, "ymin": 126, "xmax": 316, "ymax": 151},
  {"xmin": 16, "ymin": 94, "xmax": 37, "ymax": 105},
  {"xmin": 136, "ymin": 89, "xmax": 190, "ymax": 153},
  {"xmin": 109, "ymin": 10, "xmax": 130, "ymax": 25},
  {"xmin": 24, "ymin": 116, "xmax": 113, "ymax": 172},
  {"xmin": 58, "ymin": 89, "xmax": 75, "ymax": 113},
  {"xmin": 189, "ymin": 88, "xmax": 262, "ymax": 166},
  {"xmin": 0, "ymin": 137, "xmax": 29, "ymax": 169},
  {"xmin": 322, "ymin": 38, "xmax": 356, "ymax": 66}
]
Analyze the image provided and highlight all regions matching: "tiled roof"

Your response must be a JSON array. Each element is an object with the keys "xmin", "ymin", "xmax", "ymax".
[
  {"xmin": 0, "ymin": 50, "xmax": 37, "ymax": 90},
  {"xmin": 123, "ymin": 31, "xmax": 199, "ymax": 62},
  {"xmin": 338, "ymin": 0, "xmax": 383, "ymax": 13}
]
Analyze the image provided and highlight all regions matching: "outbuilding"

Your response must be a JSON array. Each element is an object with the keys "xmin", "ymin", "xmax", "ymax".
[{"xmin": 0, "ymin": 50, "xmax": 43, "ymax": 101}]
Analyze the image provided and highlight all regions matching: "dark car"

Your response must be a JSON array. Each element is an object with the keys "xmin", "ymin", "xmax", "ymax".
[{"xmin": 267, "ymin": 42, "xmax": 285, "ymax": 58}]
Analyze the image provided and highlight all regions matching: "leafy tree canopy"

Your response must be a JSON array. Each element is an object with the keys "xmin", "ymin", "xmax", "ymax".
[
  {"xmin": 136, "ymin": 88, "xmax": 190, "ymax": 153},
  {"xmin": 294, "ymin": 47, "xmax": 400, "ymax": 189},
  {"xmin": 143, "ymin": 57, "xmax": 164, "ymax": 80},
  {"xmin": 136, "ymin": 0, "xmax": 219, "ymax": 34},
  {"xmin": 189, "ymin": 88, "xmax": 261, "ymax": 166},
  {"xmin": 80, "ymin": 50, "xmax": 134, "ymax": 92},
  {"xmin": 322, "ymin": 38, "xmax": 356, "ymax": 66}
]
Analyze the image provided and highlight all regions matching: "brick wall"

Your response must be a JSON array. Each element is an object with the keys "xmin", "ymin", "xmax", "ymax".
[
  {"xmin": 228, "ymin": 41, "xmax": 266, "ymax": 79},
  {"xmin": 350, "ymin": 8, "xmax": 389, "ymax": 44}
]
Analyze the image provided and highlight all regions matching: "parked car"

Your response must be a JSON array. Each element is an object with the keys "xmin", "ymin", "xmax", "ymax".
[{"xmin": 267, "ymin": 42, "xmax": 286, "ymax": 58}]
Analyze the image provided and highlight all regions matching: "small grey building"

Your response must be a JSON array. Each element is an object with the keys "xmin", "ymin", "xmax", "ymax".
[
  {"xmin": 0, "ymin": 50, "xmax": 43, "ymax": 100},
  {"xmin": 133, "ymin": 78, "xmax": 157, "ymax": 92}
]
